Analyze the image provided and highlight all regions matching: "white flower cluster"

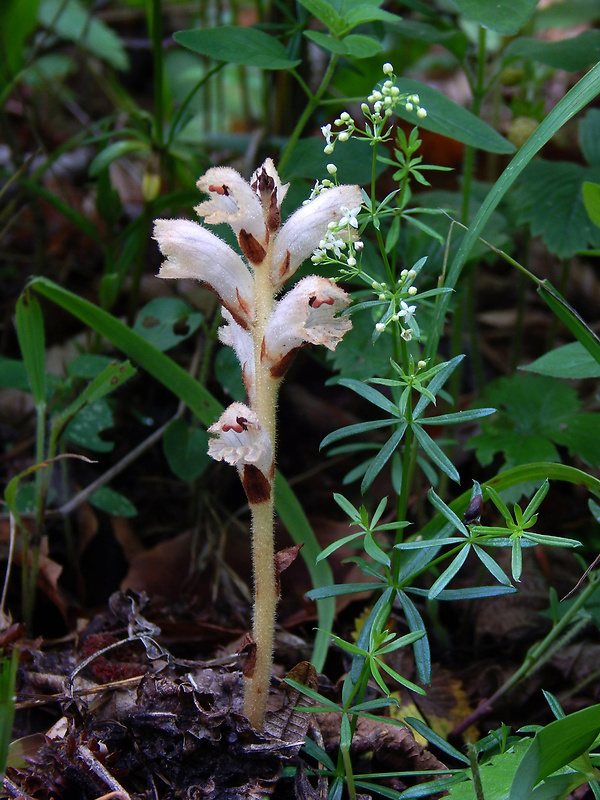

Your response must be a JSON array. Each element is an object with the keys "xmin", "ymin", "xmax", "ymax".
[{"xmin": 320, "ymin": 63, "xmax": 427, "ymax": 157}]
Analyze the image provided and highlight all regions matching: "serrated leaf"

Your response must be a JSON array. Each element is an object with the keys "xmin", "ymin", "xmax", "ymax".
[
  {"xmin": 304, "ymin": 30, "xmax": 383, "ymax": 57},
  {"xmin": 504, "ymin": 30, "xmax": 600, "ymax": 71},
  {"xmin": 521, "ymin": 342, "xmax": 600, "ymax": 379},
  {"xmin": 89, "ymin": 486, "xmax": 137, "ymax": 517},
  {"xmin": 132, "ymin": 298, "xmax": 203, "ymax": 352},
  {"xmin": 174, "ymin": 27, "xmax": 301, "ymax": 69},
  {"xmin": 513, "ymin": 161, "xmax": 600, "ymax": 258},
  {"xmin": 38, "ymin": 0, "xmax": 128, "ymax": 70},
  {"xmin": 454, "ymin": 0, "xmax": 537, "ymax": 34},
  {"xmin": 163, "ymin": 418, "xmax": 211, "ymax": 481},
  {"xmin": 396, "ymin": 79, "xmax": 515, "ymax": 155}
]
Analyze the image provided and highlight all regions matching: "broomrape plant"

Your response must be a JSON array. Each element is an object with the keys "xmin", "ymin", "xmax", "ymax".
[{"xmin": 153, "ymin": 158, "xmax": 362, "ymax": 731}]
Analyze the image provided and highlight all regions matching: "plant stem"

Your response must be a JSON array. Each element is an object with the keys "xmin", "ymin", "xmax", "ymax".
[{"xmin": 243, "ymin": 242, "xmax": 278, "ymax": 731}]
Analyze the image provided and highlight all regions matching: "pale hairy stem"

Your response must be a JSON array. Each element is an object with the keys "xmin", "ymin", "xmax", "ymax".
[{"xmin": 243, "ymin": 247, "xmax": 279, "ymax": 731}]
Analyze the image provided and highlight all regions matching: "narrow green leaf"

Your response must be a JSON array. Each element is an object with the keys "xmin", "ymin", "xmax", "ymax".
[
  {"xmin": 405, "ymin": 717, "xmax": 470, "ymax": 764},
  {"xmin": 473, "ymin": 545, "xmax": 513, "ymax": 586},
  {"xmin": 339, "ymin": 378, "xmax": 400, "ymax": 416},
  {"xmin": 424, "ymin": 408, "xmax": 496, "ymax": 425},
  {"xmin": 396, "ymin": 590, "xmax": 431, "ymax": 683},
  {"xmin": 538, "ymin": 280, "xmax": 600, "ymax": 367},
  {"xmin": 174, "ymin": 27, "xmax": 301, "ymax": 69},
  {"xmin": 316, "ymin": 530, "xmax": 365, "ymax": 562},
  {"xmin": 306, "ymin": 582, "xmax": 384, "ymax": 600},
  {"xmin": 320, "ymin": 418, "xmax": 395, "ymax": 449},
  {"xmin": 454, "ymin": 0, "xmax": 537, "ymax": 34},
  {"xmin": 413, "ymin": 425, "xmax": 460, "ymax": 483},
  {"xmin": 58, "ymin": 360, "xmax": 136, "ymax": 428},
  {"xmin": 89, "ymin": 140, "xmax": 149, "ymax": 177},
  {"xmin": 429, "ymin": 546, "xmax": 470, "ymax": 599},
  {"xmin": 504, "ymin": 30, "xmax": 600, "ymax": 71},
  {"xmin": 427, "ymin": 488, "xmax": 468, "ymax": 534},
  {"xmin": 15, "ymin": 292, "xmax": 46, "ymax": 407},
  {"xmin": 363, "ymin": 532, "xmax": 390, "ymax": 566},
  {"xmin": 361, "ymin": 423, "xmax": 407, "ymax": 492}
]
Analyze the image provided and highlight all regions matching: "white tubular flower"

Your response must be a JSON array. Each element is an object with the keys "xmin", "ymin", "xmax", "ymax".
[
  {"xmin": 270, "ymin": 185, "xmax": 363, "ymax": 289},
  {"xmin": 208, "ymin": 402, "xmax": 274, "ymax": 504},
  {"xmin": 153, "ymin": 219, "xmax": 254, "ymax": 329},
  {"xmin": 262, "ymin": 276, "xmax": 352, "ymax": 377},
  {"xmin": 218, "ymin": 309, "xmax": 255, "ymax": 403}
]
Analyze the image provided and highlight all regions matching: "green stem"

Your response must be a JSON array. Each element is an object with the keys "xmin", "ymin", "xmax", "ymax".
[
  {"xmin": 278, "ymin": 54, "xmax": 339, "ymax": 174},
  {"xmin": 148, "ymin": 0, "xmax": 164, "ymax": 148}
]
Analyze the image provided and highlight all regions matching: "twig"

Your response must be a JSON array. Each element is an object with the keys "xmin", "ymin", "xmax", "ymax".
[
  {"xmin": 77, "ymin": 744, "xmax": 130, "ymax": 798},
  {"xmin": 2, "ymin": 775, "xmax": 37, "ymax": 799}
]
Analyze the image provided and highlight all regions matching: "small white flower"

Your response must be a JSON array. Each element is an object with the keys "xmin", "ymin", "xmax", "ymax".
[
  {"xmin": 399, "ymin": 301, "xmax": 416, "ymax": 323},
  {"xmin": 339, "ymin": 205, "xmax": 361, "ymax": 228},
  {"xmin": 401, "ymin": 328, "xmax": 413, "ymax": 341},
  {"xmin": 262, "ymin": 276, "xmax": 352, "ymax": 375},
  {"xmin": 321, "ymin": 124, "xmax": 333, "ymax": 146}
]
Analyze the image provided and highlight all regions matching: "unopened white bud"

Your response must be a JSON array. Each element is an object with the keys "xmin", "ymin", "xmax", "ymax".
[
  {"xmin": 334, "ymin": 118, "xmax": 343, "ymax": 126},
  {"xmin": 340, "ymin": 111, "xmax": 351, "ymax": 122},
  {"xmin": 355, "ymin": 241, "xmax": 364, "ymax": 250},
  {"xmin": 383, "ymin": 62, "xmax": 394, "ymax": 75},
  {"xmin": 418, "ymin": 360, "xmax": 427, "ymax": 370},
  {"xmin": 408, "ymin": 270, "xmax": 416, "ymax": 279},
  {"xmin": 324, "ymin": 144, "xmax": 334, "ymax": 154},
  {"xmin": 408, "ymin": 286, "xmax": 417, "ymax": 295},
  {"xmin": 405, "ymin": 102, "xmax": 413, "ymax": 112},
  {"xmin": 327, "ymin": 163, "xmax": 337, "ymax": 175},
  {"xmin": 347, "ymin": 257, "xmax": 356, "ymax": 267},
  {"xmin": 417, "ymin": 107, "xmax": 427, "ymax": 118},
  {"xmin": 361, "ymin": 103, "xmax": 370, "ymax": 113},
  {"xmin": 378, "ymin": 293, "xmax": 386, "ymax": 301},
  {"xmin": 339, "ymin": 132, "xmax": 349, "ymax": 142},
  {"xmin": 376, "ymin": 322, "xmax": 386, "ymax": 332},
  {"xmin": 372, "ymin": 281, "xmax": 380, "ymax": 290}
]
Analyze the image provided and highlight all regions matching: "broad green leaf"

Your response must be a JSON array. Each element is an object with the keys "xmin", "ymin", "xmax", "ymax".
[
  {"xmin": 0, "ymin": 0, "xmax": 39, "ymax": 81},
  {"xmin": 454, "ymin": 0, "xmax": 538, "ymax": 35},
  {"xmin": 579, "ymin": 110, "xmax": 600, "ymax": 167},
  {"xmin": 344, "ymin": 5, "xmax": 402, "ymax": 28},
  {"xmin": 38, "ymin": 0, "xmax": 128, "ymax": 71},
  {"xmin": 56, "ymin": 360, "xmax": 136, "ymax": 430},
  {"xmin": 89, "ymin": 486, "xmax": 137, "ymax": 518},
  {"xmin": 64, "ymin": 398, "xmax": 114, "ymax": 452},
  {"xmin": 67, "ymin": 354, "xmax": 115, "ymax": 379},
  {"xmin": 521, "ymin": 342, "xmax": 600, "ymax": 379},
  {"xmin": 304, "ymin": 30, "xmax": 383, "ymax": 58},
  {"xmin": 513, "ymin": 161, "xmax": 600, "ymax": 258},
  {"xmin": 89, "ymin": 140, "xmax": 149, "ymax": 177},
  {"xmin": 504, "ymin": 30, "xmax": 600, "ymax": 72},
  {"xmin": 281, "ymin": 136, "xmax": 386, "ymax": 186},
  {"xmin": 583, "ymin": 182, "xmax": 600, "ymax": 228},
  {"xmin": 214, "ymin": 347, "xmax": 246, "ymax": 402},
  {"xmin": 297, "ymin": 0, "xmax": 344, "ymax": 32},
  {"xmin": 174, "ymin": 27, "xmax": 301, "ymax": 69},
  {"xmin": 0, "ymin": 358, "xmax": 29, "ymax": 391},
  {"xmin": 510, "ymin": 705, "xmax": 600, "ymax": 800},
  {"xmin": 163, "ymin": 418, "xmax": 211, "ymax": 482},
  {"xmin": 425, "ymin": 62, "xmax": 600, "ymax": 361},
  {"xmin": 394, "ymin": 19, "xmax": 467, "ymax": 59},
  {"xmin": 448, "ymin": 740, "xmax": 532, "ymax": 799},
  {"xmin": 538, "ymin": 281, "xmax": 600, "ymax": 368},
  {"xmin": 132, "ymin": 298, "xmax": 203, "ymax": 352},
  {"xmin": 15, "ymin": 292, "xmax": 46, "ymax": 407},
  {"xmin": 395, "ymin": 79, "xmax": 514, "ymax": 155},
  {"xmin": 535, "ymin": 0, "xmax": 600, "ymax": 30}
]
